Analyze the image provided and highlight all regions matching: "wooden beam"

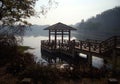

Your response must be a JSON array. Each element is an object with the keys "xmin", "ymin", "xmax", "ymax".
[{"xmin": 87, "ymin": 53, "xmax": 92, "ymax": 69}]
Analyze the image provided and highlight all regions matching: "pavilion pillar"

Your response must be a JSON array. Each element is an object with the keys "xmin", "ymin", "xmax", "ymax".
[
  {"xmin": 49, "ymin": 30, "xmax": 51, "ymax": 42},
  {"xmin": 55, "ymin": 30, "xmax": 57, "ymax": 49},
  {"xmin": 68, "ymin": 30, "xmax": 71, "ymax": 42},
  {"xmin": 62, "ymin": 30, "xmax": 63, "ymax": 44}
]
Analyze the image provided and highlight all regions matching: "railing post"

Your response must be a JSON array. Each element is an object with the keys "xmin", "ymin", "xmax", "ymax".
[
  {"xmin": 88, "ymin": 42, "xmax": 91, "ymax": 52},
  {"xmin": 72, "ymin": 40, "xmax": 75, "ymax": 56},
  {"xmin": 80, "ymin": 40, "xmax": 82, "ymax": 49}
]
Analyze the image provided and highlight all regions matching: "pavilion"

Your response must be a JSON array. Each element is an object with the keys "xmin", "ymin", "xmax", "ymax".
[{"xmin": 44, "ymin": 22, "xmax": 77, "ymax": 48}]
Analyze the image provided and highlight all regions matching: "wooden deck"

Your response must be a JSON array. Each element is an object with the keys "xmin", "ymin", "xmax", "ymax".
[{"xmin": 41, "ymin": 36, "xmax": 120, "ymax": 66}]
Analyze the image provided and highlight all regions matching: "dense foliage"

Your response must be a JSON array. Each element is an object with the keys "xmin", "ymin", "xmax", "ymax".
[{"xmin": 0, "ymin": 0, "xmax": 37, "ymax": 26}]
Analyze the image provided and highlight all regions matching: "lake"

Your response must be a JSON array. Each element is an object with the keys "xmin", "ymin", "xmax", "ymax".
[{"xmin": 22, "ymin": 35, "xmax": 104, "ymax": 69}]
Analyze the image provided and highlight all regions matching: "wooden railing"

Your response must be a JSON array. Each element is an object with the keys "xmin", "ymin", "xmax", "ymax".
[
  {"xmin": 100, "ymin": 36, "xmax": 120, "ymax": 53},
  {"xmin": 74, "ymin": 40, "xmax": 100, "ymax": 53},
  {"xmin": 41, "ymin": 36, "xmax": 120, "ymax": 54}
]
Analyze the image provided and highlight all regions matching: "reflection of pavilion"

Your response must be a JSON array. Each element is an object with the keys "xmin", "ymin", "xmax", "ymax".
[{"xmin": 41, "ymin": 22, "xmax": 120, "ymax": 69}]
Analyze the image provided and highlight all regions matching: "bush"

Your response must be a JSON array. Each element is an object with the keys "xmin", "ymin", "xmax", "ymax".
[
  {"xmin": 6, "ymin": 52, "xmax": 35, "ymax": 76},
  {"xmin": 0, "ymin": 35, "xmax": 17, "ymax": 66}
]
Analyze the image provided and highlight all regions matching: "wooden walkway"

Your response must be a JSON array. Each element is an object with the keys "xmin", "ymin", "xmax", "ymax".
[{"xmin": 41, "ymin": 36, "xmax": 120, "ymax": 66}]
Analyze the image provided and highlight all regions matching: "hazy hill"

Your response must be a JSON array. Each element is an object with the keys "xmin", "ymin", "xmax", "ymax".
[{"xmin": 75, "ymin": 7, "xmax": 120, "ymax": 40}]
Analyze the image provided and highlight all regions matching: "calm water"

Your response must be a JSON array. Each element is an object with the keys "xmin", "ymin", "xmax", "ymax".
[
  {"xmin": 23, "ymin": 36, "xmax": 48, "ymax": 62},
  {"xmin": 23, "ymin": 36, "xmax": 104, "ymax": 68}
]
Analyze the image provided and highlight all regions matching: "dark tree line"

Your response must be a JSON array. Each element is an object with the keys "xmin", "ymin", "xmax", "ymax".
[{"xmin": 75, "ymin": 7, "xmax": 120, "ymax": 40}]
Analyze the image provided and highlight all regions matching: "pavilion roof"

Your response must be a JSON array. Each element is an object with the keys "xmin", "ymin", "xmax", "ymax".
[{"xmin": 44, "ymin": 22, "xmax": 77, "ymax": 30}]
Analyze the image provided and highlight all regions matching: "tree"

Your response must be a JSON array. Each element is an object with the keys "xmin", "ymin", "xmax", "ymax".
[
  {"xmin": 0, "ymin": 0, "xmax": 38, "ymax": 65},
  {"xmin": 0, "ymin": 0, "xmax": 57, "ymax": 66}
]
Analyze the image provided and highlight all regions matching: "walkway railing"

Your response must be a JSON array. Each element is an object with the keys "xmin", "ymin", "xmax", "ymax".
[{"xmin": 41, "ymin": 36, "xmax": 120, "ymax": 54}]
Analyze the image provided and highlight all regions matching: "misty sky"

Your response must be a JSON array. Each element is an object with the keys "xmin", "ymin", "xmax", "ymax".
[{"xmin": 28, "ymin": 0, "xmax": 120, "ymax": 25}]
